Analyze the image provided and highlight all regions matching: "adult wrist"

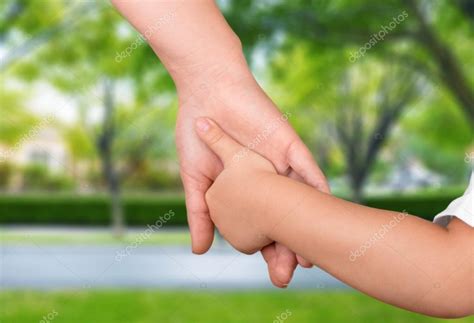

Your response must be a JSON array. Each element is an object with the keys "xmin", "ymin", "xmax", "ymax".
[{"xmin": 172, "ymin": 41, "xmax": 253, "ymax": 103}]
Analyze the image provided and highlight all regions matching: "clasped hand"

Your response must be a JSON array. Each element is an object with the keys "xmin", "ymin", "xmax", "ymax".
[{"xmin": 195, "ymin": 117, "xmax": 318, "ymax": 274}]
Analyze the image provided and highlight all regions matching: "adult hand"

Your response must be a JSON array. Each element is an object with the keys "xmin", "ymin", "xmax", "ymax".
[
  {"xmin": 176, "ymin": 64, "xmax": 329, "ymax": 287},
  {"xmin": 111, "ymin": 0, "xmax": 329, "ymax": 288}
]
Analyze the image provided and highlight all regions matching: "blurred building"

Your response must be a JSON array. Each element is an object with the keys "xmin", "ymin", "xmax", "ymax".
[
  {"xmin": 355, "ymin": 157, "xmax": 444, "ymax": 197},
  {"xmin": 1, "ymin": 127, "xmax": 71, "ymax": 192},
  {"xmin": 14, "ymin": 127, "xmax": 69, "ymax": 173},
  {"xmin": 386, "ymin": 158, "xmax": 443, "ymax": 191}
]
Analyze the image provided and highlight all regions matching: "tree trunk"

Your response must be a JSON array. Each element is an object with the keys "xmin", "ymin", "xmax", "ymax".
[
  {"xmin": 336, "ymin": 72, "xmax": 417, "ymax": 202},
  {"xmin": 407, "ymin": 0, "xmax": 474, "ymax": 123},
  {"xmin": 98, "ymin": 78, "xmax": 125, "ymax": 238},
  {"xmin": 350, "ymin": 176, "xmax": 365, "ymax": 203}
]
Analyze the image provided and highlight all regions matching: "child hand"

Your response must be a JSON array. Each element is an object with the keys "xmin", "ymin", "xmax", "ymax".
[{"xmin": 195, "ymin": 117, "xmax": 276, "ymax": 254}]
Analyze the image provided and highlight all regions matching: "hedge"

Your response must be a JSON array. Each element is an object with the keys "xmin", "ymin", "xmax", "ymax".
[
  {"xmin": 362, "ymin": 192, "xmax": 460, "ymax": 220},
  {"xmin": 0, "ymin": 194, "xmax": 187, "ymax": 226},
  {"xmin": 0, "ymin": 191, "xmax": 462, "ymax": 226}
]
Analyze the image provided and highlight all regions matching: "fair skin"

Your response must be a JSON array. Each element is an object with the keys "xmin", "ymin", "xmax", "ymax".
[
  {"xmin": 112, "ymin": 2, "xmax": 473, "ymax": 317},
  {"xmin": 196, "ymin": 117, "xmax": 474, "ymax": 319},
  {"xmin": 111, "ymin": 0, "xmax": 329, "ymax": 286}
]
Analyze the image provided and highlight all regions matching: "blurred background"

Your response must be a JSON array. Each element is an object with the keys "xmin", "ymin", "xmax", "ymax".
[{"xmin": 0, "ymin": 0, "xmax": 472, "ymax": 322}]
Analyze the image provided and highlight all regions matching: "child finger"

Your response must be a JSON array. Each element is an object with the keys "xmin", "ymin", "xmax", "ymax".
[{"xmin": 195, "ymin": 117, "xmax": 243, "ymax": 166}]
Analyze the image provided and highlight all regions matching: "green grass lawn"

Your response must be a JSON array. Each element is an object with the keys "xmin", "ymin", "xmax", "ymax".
[
  {"xmin": 0, "ymin": 290, "xmax": 471, "ymax": 323},
  {"xmin": 0, "ymin": 229, "xmax": 191, "ymax": 245}
]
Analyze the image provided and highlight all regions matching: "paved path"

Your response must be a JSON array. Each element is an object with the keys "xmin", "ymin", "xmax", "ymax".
[{"xmin": 1, "ymin": 245, "xmax": 347, "ymax": 290}]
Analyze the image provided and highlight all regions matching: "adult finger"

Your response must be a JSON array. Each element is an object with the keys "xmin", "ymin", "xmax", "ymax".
[
  {"xmin": 287, "ymin": 139, "xmax": 330, "ymax": 193},
  {"xmin": 262, "ymin": 243, "xmax": 298, "ymax": 288},
  {"xmin": 261, "ymin": 244, "xmax": 282, "ymax": 288},
  {"xmin": 181, "ymin": 170, "xmax": 215, "ymax": 254}
]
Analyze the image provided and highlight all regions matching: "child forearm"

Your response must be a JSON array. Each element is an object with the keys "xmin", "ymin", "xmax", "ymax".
[
  {"xmin": 196, "ymin": 117, "xmax": 473, "ymax": 317},
  {"xmin": 259, "ymin": 174, "xmax": 473, "ymax": 318}
]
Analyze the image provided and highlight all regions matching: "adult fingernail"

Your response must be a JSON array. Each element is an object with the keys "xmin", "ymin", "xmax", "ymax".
[{"xmin": 196, "ymin": 118, "xmax": 210, "ymax": 132}]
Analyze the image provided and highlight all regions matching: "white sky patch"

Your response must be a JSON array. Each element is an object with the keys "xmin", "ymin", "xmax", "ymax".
[
  {"xmin": 22, "ymin": 79, "xmax": 137, "ymax": 125},
  {"xmin": 115, "ymin": 79, "xmax": 135, "ymax": 105},
  {"xmin": 26, "ymin": 81, "xmax": 84, "ymax": 125},
  {"xmin": 0, "ymin": 46, "xmax": 8, "ymax": 61},
  {"xmin": 115, "ymin": 21, "xmax": 136, "ymax": 39}
]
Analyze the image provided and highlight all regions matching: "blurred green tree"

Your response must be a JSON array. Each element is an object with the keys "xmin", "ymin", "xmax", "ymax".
[
  {"xmin": 0, "ymin": 85, "xmax": 37, "ymax": 145},
  {"xmin": 2, "ymin": 0, "xmax": 177, "ymax": 236},
  {"xmin": 225, "ymin": 0, "xmax": 473, "ymax": 123},
  {"xmin": 226, "ymin": 0, "xmax": 472, "ymax": 197},
  {"xmin": 270, "ymin": 44, "xmax": 425, "ymax": 200}
]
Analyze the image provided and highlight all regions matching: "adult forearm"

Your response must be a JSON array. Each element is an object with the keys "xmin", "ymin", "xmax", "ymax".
[
  {"xmin": 111, "ymin": 0, "xmax": 250, "ymax": 95},
  {"xmin": 259, "ymin": 174, "xmax": 472, "ymax": 317}
]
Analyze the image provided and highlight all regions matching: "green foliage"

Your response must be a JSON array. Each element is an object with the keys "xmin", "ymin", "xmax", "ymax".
[
  {"xmin": 0, "ymin": 84, "xmax": 37, "ymax": 145},
  {"xmin": 21, "ymin": 164, "xmax": 49, "ymax": 189},
  {"xmin": 232, "ymin": 0, "xmax": 473, "ymax": 188},
  {"xmin": 2, "ymin": 0, "xmax": 182, "ymax": 200},
  {"xmin": 63, "ymin": 123, "xmax": 96, "ymax": 160},
  {"xmin": 399, "ymin": 91, "xmax": 473, "ymax": 182},
  {"xmin": 20, "ymin": 164, "xmax": 74, "ymax": 191},
  {"xmin": 2, "ymin": 0, "xmax": 472, "ymax": 195},
  {"xmin": 114, "ymin": 103, "xmax": 178, "ymax": 161},
  {"xmin": 124, "ymin": 168, "xmax": 181, "ymax": 191},
  {"xmin": 0, "ymin": 163, "xmax": 13, "ymax": 189}
]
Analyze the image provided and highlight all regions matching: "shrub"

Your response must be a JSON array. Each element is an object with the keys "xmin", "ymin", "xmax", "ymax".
[
  {"xmin": 362, "ymin": 192, "xmax": 460, "ymax": 220},
  {"xmin": 21, "ymin": 164, "xmax": 74, "ymax": 191},
  {"xmin": 21, "ymin": 164, "xmax": 49, "ymax": 190},
  {"xmin": 124, "ymin": 169, "xmax": 181, "ymax": 191},
  {"xmin": 0, "ymin": 194, "xmax": 187, "ymax": 226},
  {"xmin": 0, "ymin": 191, "xmax": 462, "ymax": 226}
]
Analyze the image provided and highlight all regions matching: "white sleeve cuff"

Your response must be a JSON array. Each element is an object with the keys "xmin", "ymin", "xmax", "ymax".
[{"xmin": 433, "ymin": 172, "xmax": 473, "ymax": 227}]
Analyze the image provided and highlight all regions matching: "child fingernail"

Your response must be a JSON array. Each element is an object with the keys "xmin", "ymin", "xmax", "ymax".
[{"xmin": 196, "ymin": 118, "xmax": 210, "ymax": 132}]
